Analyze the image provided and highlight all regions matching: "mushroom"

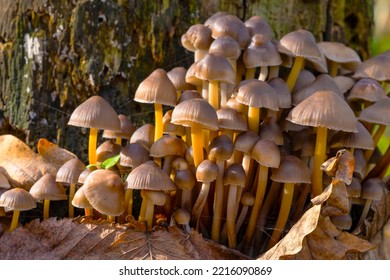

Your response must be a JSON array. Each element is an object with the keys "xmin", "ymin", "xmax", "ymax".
[
  {"xmin": 167, "ymin": 66, "xmax": 196, "ymax": 99},
  {"xmin": 134, "ymin": 69, "xmax": 177, "ymax": 142},
  {"xmin": 130, "ymin": 123, "xmax": 155, "ymax": 150},
  {"xmin": 244, "ymin": 15, "xmax": 273, "ymax": 41},
  {"xmin": 68, "ymin": 95, "xmax": 120, "ymax": 165},
  {"xmin": 287, "ymin": 90, "xmax": 357, "ymax": 197},
  {"xmin": 353, "ymin": 51, "xmax": 390, "ymax": 82},
  {"xmin": 174, "ymin": 168, "xmax": 196, "ymax": 211},
  {"xmin": 235, "ymin": 192, "xmax": 255, "ymax": 235},
  {"xmin": 56, "ymin": 158, "xmax": 86, "ymax": 218},
  {"xmin": 102, "ymin": 114, "xmax": 136, "ymax": 145},
  {"xmin": 0, "ymin": 188, "xmax": 36, "ymax": 232},
  {"xmin": 71, "ymin": 186, "xmax": 93, "ymax": 217},
  {"xmin": 29, "ymin": 173, "xmax": 67, "ymax": 219},
  {"xmin": 95, "ymin": 140, "xmax": 122, "ymax": 165},
  {"xmin": 142, "ymin": 190, "xmax": 167, "ymax": 228},
  {"xmin": 173, "ymin": 208, "xmax": 191, "ymax": 234},
  {"xmin": 0, "ymin": 171, "xmax": 11, "ymax": 190},
  {"xmin": 181, "ymin": 24, "xmax": 213, "ymax": 62},
  {"xmin": 216, "ymin": 107, "xmax": 248, "ymax": 141}
]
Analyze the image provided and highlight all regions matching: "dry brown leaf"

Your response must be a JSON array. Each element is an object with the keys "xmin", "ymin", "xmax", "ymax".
[
  {"xmin": 321, "ymin": 149, "xmax": 354, "ymax": 185},
  {"xmin": 37, "ymin": 138, "xmax": 77, "ymax": 170},
  {"xmin": 321, "ymin": 180, "xmax": 349, "ymax": 217},
  {"xmin": 0, "ymin": 135, "xmax": 57, "ymax": 189},
  {"xmin": 0, "ymin": 217, "xmax": 249, "ymax": 260}
]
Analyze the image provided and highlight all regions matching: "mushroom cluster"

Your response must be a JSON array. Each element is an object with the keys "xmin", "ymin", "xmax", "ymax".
[{"xmin": 1, "ymin": 12, "xmax": 389, "ymax": 258}]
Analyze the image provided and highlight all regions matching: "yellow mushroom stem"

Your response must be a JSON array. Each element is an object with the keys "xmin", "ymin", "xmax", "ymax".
[
  {"xmin": 226, "ymin": 184, "xmax": 239, "ymax": 249},
  {"xmin": 43, "ymin": 199, "xmax": 50, "ymax": 219},
  {"xmin": 364, "ymin": 124, "xmax": 386, "ymax": 161},
  {"xmin": 68, "ymin": 183, "xmax": 76, "ymax": 218},
  {"xmin": 88, "ymin": 127, "xmax": 98, "ymax": 165},
  {"xmin": 266, "ymin": 182, "xmax": 295, "ymax": 250},
  {"xmin": 245, "ymin": 67, "xmax": 256, "ymax": 80},
  {"xmin": 312, "ymin": 126, "xmax": 328, "ymax": 197},
  {"xmin": 286, "ymin": 56, "xmax": 304, "ymax": 91},
  {"xmin": 144, "ymin": 198, "xmax": 156, "ymax": 229},
  {"xmin": 248, "ymin": 107, "xmax": 261, "ymax": 134},
  {"xmin": 209, "ymin": 80, "xmax": 219, "ymax": 110},
  {"xmin": 84, "ymin": 208, "xmax": 93, "ymax": 217},
  {"xmin": 191, "ymin": 123, "xmax": 204, "ymax": 168},
  {"xmin": 138, "ymin": 196, "xmax": 148, "ymax": 222},
  {"xmin": 191, "ymin": 181, "xmax": 211, "ymax": 230},
  {"xmin": 243, "ymin": 165, "xmax": 268, "ymax": 249},
  {"xmin": 124, "ymin": 189, "xmax": 133, "ymax": 217},
  {"xmin": 258, "ymin": 66, "xmax": 268, "ymax": 81},
  {"xmin": 154, "ymin": 103, "xmax": 163, "ymax": 142},
  {"xmin": 115, "ymin": 137, "xmax": 122, "ymax": 145},
  {"xmin": 108, "ymin": 215, "xmax": 115, "ymax": 223},
  {"xmin": 328, "ymin": 60, "xmax": 338, "ymax": 77},
  {"xmin": 211, "ymin": 158, "xmax": 225, "ymax": 242},
  {"xmin": 9, "ymin": 210, "xmax": 20, "ymax": 232}
]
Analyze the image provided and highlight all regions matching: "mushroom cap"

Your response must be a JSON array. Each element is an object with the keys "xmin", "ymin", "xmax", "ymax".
[
  {"xmin": 173, "ymin": 207, "xmax": 191, "ymax": 225},
  {"xmin": 119, "ymin": 143, "xmax": 150, "ymax": 169},
  {"xmin": 82, "ymin": 169, "xmax": 125, "ymax": 216},
  {"xmin": 142, "ymin": 190, "xmax": 166, "ymax": 206},
  {"xmin": 270, "ymin": 155, "xmax": 311, "ymax": 184},
  {"xmin": 149, "ymin": 135, "xmax": 187, "ymax": 158},
  {"xmin": 126, "ymin": 161, "xmax": 175, "ymax": 191},
  {"xmin": 56, "ymin": 158, "xmax": 86, "ymax": 185},
  {"xmin": 71, "ymin": 187, "xmax": 92, "ymax": 209},
  {"xmin": 209, "ymin": 35, "xmax": 241, "ymax": 60},
  {"xmin": 217, "ymin": 107, "xmax": 247, "ymax": 133},
  {"xmin": 102, "ymin": 114, "xmax": 136, "ymax": 140},
  {"xmin": 353, "ymin": 52, "xmax": 390, "ymax": 82},
  {"xmin": 318, "ymin": 41, "xmax": 361, "ymax": 70},
  {"xmin": 207, "ymin": 134, "xmax": 234, "ymax": 161},
  {"xmin": 259, "ymin": 116, "xmax": 284, "ymax": 146},
  {"xmin": 361, "ymin": 178, "xmax": 384, "ymax": 200},
  {"xmin": 193, "ymin": 53, "xmax": 236, "ymax": 84},
  {"xmin": 175, "ymin": 169, "xmax": 196, "ymax": 190},
  {"xmin": 267, "ymin": 77, "xmax": 291, "ymax": 109},
  {"xmin": 277, "ymin": 29, "xmax": 322, "ymax": 60},
  {"xmin": 196, "ymin": 159, "xmax": 218, "ymax": 183},
  {"xmin": 78, "ymin": 167, "xmax": 92, "ymax": 185},
  {"xmin": 358, "ymin": 97, "xmax": 390, "ymax": 126},
  {"xmin": 353, "ymin": 149, "xmax": 367, "ymax": 179},
  {"xmin": 292, "ymin": 69, "xmax": 316, "ymax": 93},
  {"xmin": 96, "ymin": 140, "xmax": 122, "ymax": 163},
  {"xmin": 244, "ymin": 15, "xmax": 273, "ymax": 40},
  {"xmin": 167, "ymin": 67, "xmax": 196, "ymax": 92},
  {"xmin": 171, "ymin": 98, "xmax": 218, "ymax": 131},
  {"xmin": 235, "ymin": 79, "xmax": 279, "ymax": 110},
  {"xmin": 171, "ymin": 157, "xmax": 190, "ymax": 171},
  {"xmin": 29, "ymin": 174, "xmax": 67, "ymax": 201},
  {"xmin": 333, "ymin": 76, "xmax": 355, "ymax": 94},
  {"xmin": 0, "ymin": 171, "xmax": 11, "ymax": 189},
  {"xmin": 177, "ymin": 90, "xmax": 202, "ymax": 104},
  {"xmin": 134, "ymin": 68, "xmax": 177, "ymax": 106},
  {"xmin": 163, "ymin": 110, "xmax": 186, "ymax": 136},
  {"xmin": 346, "ymin": 177, "xmax": 362, "ymax": 198},
  {"xmin": 348, "ymin": 78, "xmax": 387, "ymax": 103},
  {"xmin": 240, "ymin": 192, "xmax": 255, "ymax": 206},
  {"xmin": 129, "ymin": 123, "xmax": 155, "ymax": 149},
  {"xmin": 234, "ymin": 130, "xmax": 260, "ymax": 154},
  {"xmin": 243, "ymin": 35, "xmax": 282, "ymax": 68},
  {"xmin": 223, "ymin": 163, "xmax": 246, "ymax": 187},
  {"xmin": 0, "ymin": 188, "xmax": 36, "ymax": 211},
  {"xmin": 68, "ymin": 95, "xmax": 120, "ymax": 131},
  {"xmin": 185, "ymin": 62, "xmax": 203, "ymax": 87},
  {"xmin": 181, "ymin": 24, "xmax": 213, "ymax": 51},
  {"xmin": 287, "ymin": 90, "xmax": 358, "ymax": 132},
  {"xmin": 330, "ymin": 122, "xmax": 374, "ymax": 150},
  {"xmin": 251, "ymin": 138, "xmax": 281, "ymax": 168},
  {"xmin": 210, "ymin": 14, "xmax": 250, "ymax": 49}
]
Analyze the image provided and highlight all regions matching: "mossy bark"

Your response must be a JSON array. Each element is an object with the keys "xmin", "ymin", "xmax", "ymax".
[{"xmin": 0, "ymin": 0, "xmax": 374, "ymax": 160}]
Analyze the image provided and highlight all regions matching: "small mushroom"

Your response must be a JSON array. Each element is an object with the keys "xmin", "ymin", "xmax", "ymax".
[{"xmin": 173, "ymin": 208, "xmax": 191, "ymax": 234}]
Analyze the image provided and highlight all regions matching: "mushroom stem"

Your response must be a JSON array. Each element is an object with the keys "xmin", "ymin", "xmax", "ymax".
[
  {"xmin": 248, "ymin": 107, "xmax": 260, "ymax": 134},
  {"xmin": 43, "ymin": 199, "xmax": 50, "ymax": 219},
  {"xmin": 356, "ymin": 198, "xmax": 372, "ymax": 229},
  {"xmin": 154, "ymin": 103, "xmax": 164, "ymax": 142},
  {"xmin": 88, "ymin": 127, "xmax": 98, "ymax": 164},
  {"xmin": 245, "ymin": 68, "xmax": 256, "ymax": 80},
  {"xmin": 268, "ymin": 66, "xmax": 279, "ymax": 79},
  {"xmin": 364, "ymin": 124, "xmax": 386, "ymax": 161},
  {"xmin": 266, "ymin": 182, "xmax": 295, "ymax": 250},
  {"xmin": 69, "ymin": 183, "xmax": 76, "ymax": 218},
  {"xmin": 191, "ymin": 123, "xmax": 204, "ymax": 168},
  {"xmin": 209, "ymin": 80, "xmax": 219, "ymax": 110},
  {"xmin": 144, "ymin": 198, "xmax": 155, "ymax": 228},
  {"xmin": 211, "ymin": 158, "xmax": 225, "ymax": 242},
  {"xmin": 115, "ymin": 137, "xmax": 122, "ymax": 145},
  {"xmin": 9, "ymin": 210, "xmax": 20, "ymax": 232},
  {"xmin": 124, "ymin": 189, "xmax": 133, "ymax": 217},
  {"xmin": 192, "ymin": 182, "xmax": 211, "ymax": 230},
  {"xmin": 235, "ymin": 205, "xmax": 249, "ymax": 235},
  {"xmin": 258, "ymin": 66, "xmax": 268, "ymax": 81},
  {"xmin": 243, "ymin": 165, "xmax": 268, "ymax": 248},
  {"xmin": 312, "ymin": 126, "xmax": 328, "ymax": 197},
  {"xmin": 181, "ymin": 189, "xmax": 192, "ymax": 211},
  {"xmin": 286, "ymin": 56, "xmax": 304, "ymax": 91},
  {"xmin": 85, "ymin": 208, "xmax": 93, "ymax": 217},
  {"xmin": 328, "ymin": 60, "xmax": 338, "ymax": 77},
  {"xmin": 139, "ymin": 197, "xmax": 148, "ymax": 222},
  {"xmin": 226, "ymin": 184, "xmax": 238, "ymax": 248}
]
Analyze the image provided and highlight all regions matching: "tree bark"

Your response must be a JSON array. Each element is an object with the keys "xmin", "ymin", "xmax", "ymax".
[{"xmin": 0, "ymin": 0, "xmax": 374, "ymax": 160}]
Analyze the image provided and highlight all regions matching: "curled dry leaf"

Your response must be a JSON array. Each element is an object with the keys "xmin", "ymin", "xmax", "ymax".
[
  {"xmin": 321, "ymin": 180, "xmax": 349, "ymax": 217},
  {"xmin": 0, "ymin": 135, "xmax": 57, "ymax": 190},
  {"xmin": 321, "ymin": 149, "xmax": 354, "ymax": 185},
  {"xmin": 37, "ymin": 138, "xmax": 77, "ymax": 170},
  {"xmin": 0, "ymin": 217, "xmax": 249, "ymax": 260}
]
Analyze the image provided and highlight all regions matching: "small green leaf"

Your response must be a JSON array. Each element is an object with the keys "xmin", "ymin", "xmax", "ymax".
[
  {"xmin": 86, "ymin": 163, "xmax": 102, "ymax": 169},
  {"xmin": 101, "ymin": 154, "xmax": 120, "ymax": 169}
]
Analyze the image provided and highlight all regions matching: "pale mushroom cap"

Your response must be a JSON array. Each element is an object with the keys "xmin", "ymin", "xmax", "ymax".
[
  {"xmin": 177, "ymin": 90, "xmax": 202, "ymax": 104},
  {"xmin": 143, "ymin": 190, "xmax": 166, "ymax": 206},
  {"xmin": 71, "ymin": 187, "xmax": 92, "ymax": 209},
  {"xmin": 330, "ymin": 122, "xmax": 374, "ymax": 150},
  {"xmin": 119, "ymin": 143, "xmax": 150, "ymax": 169},
  {"xmin": 270, "ymin": 155, "xmax": 311, "ymax": 184},
  {"xmin": 83, "ymin": 169, "xmax": 125, "ymax": 216},
  {"xmin": 235, "ymin": 79, "xmax": 279, "ymax": 110},
  {"xmin": 0, "ymin": 188, "xmax": 36, "ymax": 211},
  {"xmin": 207, "ymin": 134, "xmax": 234, "ymax": 161},
  {"xmin": 277, "ymin": 29, "xmax": 322, "ymax": 60},
  {"xmin": 68, "ymin": 95, "xmax": 120, "ymax": 131},
  {"xmin": 96, "ymin": 140, "xmax": 122, "ymax": 163},
  {"xmin": 361, "ymin": 178, "xmax": 384, "ymax": 200},
  {"xmin": 234, "ymin": 130, "xmax": 260, "ymax": 154},
  {"xmin": 102, "ymin": 114, "xmax": 136, "ymax": 140},
  {"xmin": 287, "ymin": 90, "xmax": 358, "ymax": 132},
  {"xmin": 175, "ymin": 169, "xmax": 196, "ymax": 190},
  {"xmin": 129, "ymin": 123, "xmax": 155, "ymax": 149},
  {"xmin": 333, "ymin": 76, "xmax": 355, "ymax": 94},
  {"xmin": 193, "ymin": 53, "xmax": 236, "ymax": 84},
  {"xmin": 167, "ymin": 67, "xmax": 196, "ymax": 91},
  {"xmin": 267, "ymin": 77, "xmax": 291, "ymax": 109},
  {"xmin": 56, "ymin": 158, "xmax": 86, "ymax": 185},
  {"xmin": 126, "ymin": 161, "xmax": 175, "ymax": 191},
  {"xmin": 223, "ymin": 163, "xmax": 246, "ymax": 187},
  {"xmin": 244, "ymin": 15, "xmax": 273, "ymax": 40},
  {"xmin": 171, "ymin": 98, "xmax": 218, "ymax": 131},
  {"xmin": 240, "ymin": 192, "xmax": 255, "ymax": 206},
  {"xmin": 251, "ymin": 138, "xmax": 281, "ymax": 168},
  {"xmin": 149, "ymin": 135, "xmax": 187, "ymax": 158},
  {"xmin": 196, "ymin": 159, "xmax": 218, "ymax": 183},
  {"xmin": 243, "ymin": 36, "xmax": 282, "ymax": 68},
  {"xmin": 78, "ymin": 168, "xmax": 92, "ymax": 185},
  {"xmin": 0, "ymin": 172, "xmax": 11, "ymax": 189},
  {"xmin": 259, "ymin": 116, "xmax": 284, "ymax": 146},
  {"xmin": 318, "ymin": 41, "xmax": 361, "ymax": 69},
  {"xmin": 217, "ymin": 107, "xmax": 247, "ymax": 133},
  {"xmin": 30, "ymin": 174, "xmax": 67, "ymax": 201},
  {"xmin": 353, "ymin": 52, "xmax": 390, "ymax": 82},
  {"xmin": 181, "ymin": 24, "xmax": 213, "ymax": 51},
  {"xmin": 171, "ymin": 157, "xmax": 190, "ymax": 171},
  {"xmin": 292, "ymin": 69, "xmax": 316, "ymax": 93},
  {"xmin": 173, "ymin": 207, "xmax": 191, "ymax": 225},
  {"xmin": 210, "ymin": 14, "xmax": 250, "ymax": 49},
  {"xmin": 358, "ymin": 97, "xmax": 390, "ymax": 126},
  {"xmin": 348, "ymin": 78, "xmax": 387, "ymax": 102},
  {"xmin": 347, "ymin": 177, "xmax": 362, "ymax": 198},
  {"xmin": 134, "ymin": 68, "xmax": 177, "ymax": 106},
  {"xmin": 209, "ymin": 35, "xmax": 241, "ymax": 60}
]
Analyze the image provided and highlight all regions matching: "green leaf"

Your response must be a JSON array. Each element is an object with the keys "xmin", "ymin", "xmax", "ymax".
[{"xmin": 101, "ymin": 154, "xmax": 120, "ymax": 169}]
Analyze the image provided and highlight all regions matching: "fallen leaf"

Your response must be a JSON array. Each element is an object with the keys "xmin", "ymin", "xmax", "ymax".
[
  {"xmin": 37, "ymin": 138, "xmax": 77, "ymax": 170},
  {"xmin": 0, "ymin": 135, "xmax": 57, "ymax": 190},
  {"xmin": 321, "ymin": 180, "xmax": 349, "ymax": 217}
]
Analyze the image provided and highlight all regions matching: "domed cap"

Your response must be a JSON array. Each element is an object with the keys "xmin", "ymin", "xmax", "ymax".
[
  {"xmin": 103, "ymin": 114, "xmax": 136, "ymax": 140},
  {"xmin": 193, "ymin": 53, "xmax": 236, "ymax": 84},
  {"xmin": 181, "ymin": 24, "xmax": 213, "ymax": 52},
  {"xmin": 358, "ymin": 97, "xmax": 390, "ymax": 126},
  {"xmin": 134, "ymin": 68, "xmax": 177, "ymax": 106},
  {"xmin": 353, "ymin": 52, "xmax": 390, "ymax": 82},
  {"xmin": 71, "ymin": 187, "xmax": 92, "ymax": 209},
  {"xmin": 243, "ymin": 35, "xmax": 282, "ymax": 68},
  {"xmin": 318, "ymin": 41, "xmax": 361, "ymax": 71},
  {"xmin": 287, "ymin": 90, "xmax": 358, "ymax": 132},
  {"xmin": 0, "ymin": 188, "xmax": 36, "ymax": 211},
  {"xmin": 259, "ymin": 116, "xmax": 284, "ymax": 146},
  {"xmin": 56, "ymin": 158, "xmax": 86, "ymax": 185},
  {"xmin": 210, "ymin": 14, "xmax": 250, "ymax": 49},
  {"xmin": 143, "ymin": 190, "xmax": 166, "ymax": 206},
  {"xmin": 82, "ymin": 169, "xmax": 125, "ymax": 216},
  {"xmin": 96, "ymin": 140, "xmax": 122, "ymax": 163},
  {"xmin": 119, "ymin": 143, "xmax": 150, "ymax": 169},
  {"xmin": 267, "ymin": 77, "xmax": 291, "ymax": 109},
  {"xmin": 68, "ymin": 95, "xmax": 120, "ymax": 131},
  {"xmin": 277, "ymin": 29, "xmax": 322, "ymax": 60},
  {"xmin": 244, "ymin": 15, "xmax": 273, "ymax": 40},
  {"xmin": 196, "ymin": 159, "xmax": 218, "ymax": 183},
  {"xmin": 334, "ymin": 76, "xmax": 355, "ymax": 94},
  {"xmin": 173, "ymin": 207, "xmax": 191, "ymax": 225},
  {"xmin": 207, "ymin": 134, "xmax": 234, "ymax": 161},
  {"xmin": 175, "ymin": 169, "xmax": 196, "ymax": 190},
  {"xmin": 235, "ymin": 79, "xmax": 279, "ymax": 110},
  {"xmin": 330, "ymin": 122, "xmax": 374, "ymax": 150},
  {"xmin": 171, "ymin": 157, "xmax": 190, "ymax": 172},
  {"xmin": 209, "ymin": 35, "xmax": 241, "ymax": 60},
  {"xmin": 171, "ymin": 98, "xmax": 218, "ymax": 131},
  {"xmin": 129, "ymin": 124, "xmax": 155, "ymax": 149},
  {"xmin": 292, "ymin": 69, "xmax": 316, "ymax": 93},
  {"xmin": 251, "ymin": 138, "xmax": 280, "ymax": 168},
  {"xmin": 150, "ymin": 135, "xmax": 187, "ymax": 158},
  {"xmin": 361, "ymin": 177, "xmax": 384, "ymax": 200},
  {"xmin": 167, "ymin": 67, "xmax": 196, "ymax": 92},
  {"xmin": 0, "ymin": 171, "xmax": 11, "ymax": 189},
  {"xmin": 270, "ymin": 155, "xmax": 311, "ymax": 184},
  {"xmin": 234, "ymin": 131, "xmax": 260, "ymax": 154},
  {"xmin": 30, "ymin": 174, "xmax": 67, "ymax": 201},
  {"xmin": 223, "ymin": 163, "xmax": 246, "ymax": 187},
  {"xmin": 126, "ymin": 161, "xmax": 175, "ymax": 191},
  {"xmin": 240, "ymin": 192, "xmax": 255, "ymax": 206},
  {"xmin": 348, "ymin": 78, "xmax": 387, "ymax": 103},
  {"xmin": 163, "ymin": 110, "xmax": 186, "ymax": 137},
  {"xmin": 177, "ymin": 90, "xmax": 202, "ymax": 104},
  {"xmin": 217, "ymin": 107, "xmax": 247, "ymax": 133}
]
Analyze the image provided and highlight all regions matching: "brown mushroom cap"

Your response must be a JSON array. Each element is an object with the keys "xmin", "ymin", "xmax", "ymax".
[
  {"xmin": 102, "ymin": 114, "xmax": 136, "ymax": 140},
  {"xmin": 171, "ymin": 98, "xmax": 218, "ymax": 131},
  {"xmin": 56, "ymin": 158, "xmax": 86, "ymax": 185},
  {"xmin": 29, "ymin": 174, "xmax": 67, "ymax": 201},
  {"xmin": 209, "ymin": 35, "xmax": 241, "ymax": 60},
  {"xmin": 0, "ymin": 171, "xmax": 11, "ymax": 189},
  {"xmin": 330, "ymin": 122, "xmax": 374, "ymax": 150},
  {"xmin": 126, "ymin": 161, "xmax": 175, "ymax": 191},
  {"xmin": 181, "ymin": 24, "xmax": 213, "ymax": 52},
  {"xmin": 259, "ymin": 116, "xmax": 284, "ymax": 146},
  {"xmin": 353, "ymin": 52, "xmax": 390, "ymax": 82},
  {"xmin": 277, "ymin": 29, "xmax": 322, "ymax": 60},
  {"xmin": 234, "ymin": 131, "xmax": 260, "ymax": 154},
  {"xmin": 217, "ymin": 107, "xmax": 247, "ymax": 133},
  {"xmin": 177, "ymin": 90, "xmax": 203, "ymax": 104},
  {"xmin": 353, "ymin": 149, "xmax": 367, "ymax": 179},
  {"xmin": 358, "ymin": 97, "xmax": 390, "ymax": 126},
  {"xmin": 119, "ymin": 143, "xmax": 150, "ymax": 169},
  {"xmin": 149, "ymin": 135, "xmax": 187, "ymax": 158},
  {"xmin": 96, "ymin": 140, "xmax": 122, "ymax": 163},
  {"xmin": 270, "ymin": 155, "xmax": 311, "ymax": 184},
  {"xmin": 196, "ymin": 159, "xmax": 218, "ymax": 183},
  {"xmin": 318, "ymin": 41, "xmax": 361, "ymax": 71},
  {"xmin": 348, "ymin": 78, "xmax": 387, "ymax": 102},
  {"xmin": 68, "ymin": 95, "xmax": 120, "ymax": 131},
  {"xmin": 193, "ymin": 53, "xmax": 236, "ymax": 84},
  {"xmin": 210, "ymin": 14, "xmax": 250, "ymax": 49},
  {"xmin": 71, "ymin": 187, "xmax": 92, "ymax": 209},
  {"xmin": 347, "ymin": 177, "xmax": 362, "ymax": 198},
  {"xmin": 163, "ymin": 110, "xmax": 186, "ymax": 137},
  {"xmin": 134, "ymin": 68, "xmax": 177, "ymax": 107},
  {"xmin": 287, "ymin": 90, "xmax": 358, "ymax": 132},
  {"xmin": 0, "ymin": 188, "xmax": 36, "ymax": 211},
  {"xmin": 167, "ymin": 67, "xmax": 196, "ymax": 92},
  {"xmin": 171, "ymin": 157, "xmax": 190, "ymax": 172},
  {"xmin": 292, "ymin": 69, "xmax": 316, "ymax": 93},
  {"xmin": 243, "ymin": 35, "xmax": 282, "ymax": 68},
  {"xmin": 207, "ymin": 134, "xmax": 234, "ymax": 161},
  {"xmin": 129, "ymin": 123, "xmax": 155, "ymax": 149},
  {"xmin": 244, "ymin": 15, "xmax": 273, "ymax": 40},
  {"xmin": 175, "ymin": 169, "xmax": 196, "ymax": 191},
  {"xmin": 235, "ymin": 79, "xmax": 279, "ymax": 110},
  {"xmin": 82, "ymin": 169, "xmax": 125, "ymax": 216},
  {"xmin": 223, "ymin": 163, "xmax": 246, "ymax": 187},
  {"xmin": 333, "ymin": 76, "xmax": 356, "ymax": 94},
  {"xmin": 267, "ymin": 77, "xmax": 291, "ymax": 109},
  {"xmin": 361, "ymin": 177, "xmax": 384, "ymax": 200},
  {"xmin": 251, "ymin": 138, "xmax": 281, "ymax": 168},
  {"xmin": 173, "ymin": 207, "xmax": 191, "ymax": 225}
]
